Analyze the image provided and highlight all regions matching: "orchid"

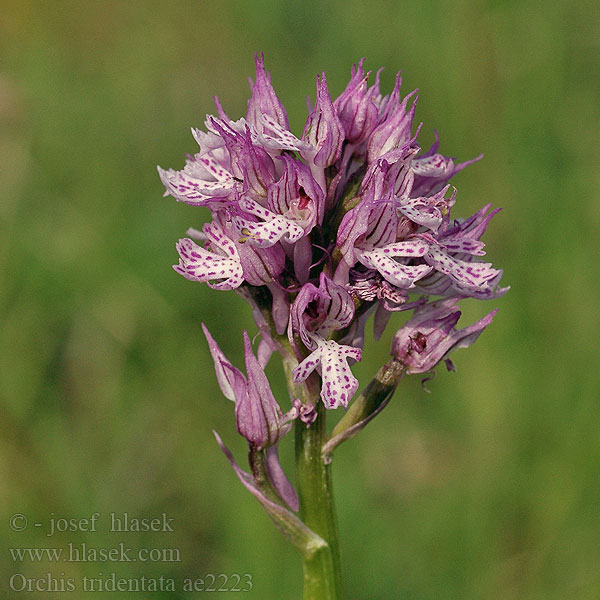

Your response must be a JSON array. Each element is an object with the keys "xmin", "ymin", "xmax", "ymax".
[
  {"xmin": 390, "ymin": 298, "xmax": 497, "ymax": 374},
  {"xmin": 161, "ymin": 54, "xmax": 507, "ymax": 599}
]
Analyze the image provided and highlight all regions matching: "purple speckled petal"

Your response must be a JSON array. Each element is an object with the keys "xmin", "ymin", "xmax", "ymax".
[
  {"xmin": 440, "ymin": 238, "xmax": 486, "ymax": 256},
  {"xmin": 357, "ymin": 240, "xmax": 432, "ymax": 289},
  {"xmin": 233, "ymin": 198, "xmax": 305, "ymax": 247},
  {"xmin": 292, "ymin": 340, "xmax": 362, "ymax": 409},
  {"xmin": 292, "ymin": 351, "xmax": 321, "ymax": 383},
  {"xmin": 379, "ymin": 240, "xmax": 429, "ymax": 256},
  {"xmin": 411, "ymin": 153, "xmax": 455, "ymax": 178},
  {"xmin": 258, "ymin": 115, "xmax": 312, "ymax": 153},
  {"xmin": 411, "ymin": 151, "xmax": 483, "ymax": 197},
  {"xmin": 319, "ymin": 342, "xmax": 362, "ymax": 409},
  {"xmin": 397, "ymin": 194, "xmax": 448, "ymax": 231},
  {"xmin": 233, "ymin": 213, "xmax": 304, "ymax": 247},
  {"xmin": 358, "ymin": 252, "xmax": 432, "ymax": 288},
  {"xmin": 203, "ymin": 220, "xmax": 235, "ymax": 252},
  {"xmin": 157, "ymin": 162, "xmax": 233, "ymax": 206},
  {"xmin": 173, "ymin": 237, "xmax": 244, "ymax": 290},
  {"xmin": 195, "ymin": 154, "xmax": 233, "ymax": 183},
  {"xmin": 204, "ymin": 210, "xmax": 286, "ymax": 286},
  {"xmin": 424, "ymin": 245, "xmax": 501, "ymax": 294}
]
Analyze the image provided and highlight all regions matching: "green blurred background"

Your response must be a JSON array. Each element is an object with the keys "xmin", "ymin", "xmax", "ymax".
[{"xmin": 1, "ymin": 1, "xmax": 598, "ymax": 598}]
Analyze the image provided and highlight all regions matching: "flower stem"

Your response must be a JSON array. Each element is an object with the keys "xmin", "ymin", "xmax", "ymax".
[{"xmin": 295, "ymin": 402, "xmax": 343, "ymax": 600}]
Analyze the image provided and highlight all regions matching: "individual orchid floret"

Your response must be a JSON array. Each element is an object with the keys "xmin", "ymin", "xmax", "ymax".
[
  {"xmin": 207, "ymin": 118, "xmax": 277, "ymax": 199},
  {"xmin": 397, "ymin": 185, "xmax": 456, "ymax": 233},
  {"xmin": 210, "ymin": 211, "xmax": 286, "ymax": 286},
  {"xmin": 356, "ymin": 238, "xmax": 433, "ymax": 289},
  {"xmin": 203, "ymin": 325, "xmax": 291, "ymax": 449},
  {"xmin": 232, "ymin": 198, "xmax": 305, "ymax": 247},
  {"xmin": 236, "ymin": 331, "xmax": 284, "ymax": 448},
  {"xmin": 410, "ymin": 133, "xmax": 483, "ymax": 198},
  {"xmin": 244, "ymin": 54, "xmax": 313, "ymax": 154},
  {"xmin": 288, "ymin": 274, "xmax": 363, "ymax": 409},
  {"xmin": 173, "ymin": 222, "xmax": 244, "ymax": 290},
  {"xmin": 301, "ymin": 73, "xmax": 344, "ymax": 170},
  {"xmin": 333, "ymin": 58, "xmax": 379, "ymax": 145},
  {"xmin": 289, "ymin": 273, "xmax": 355, "ymax": 352},
  {"xmin": 204, "ymin": 326, "xmax": 300, "ymax": 510},
  {"xmin": 336, "ymin": 197, "xmax": 395, "ymax": 269},
  {"xmin": 335, "ymin": 154, "xmax": 413, "ymax": 269},
  {"xmin": 246, "ymin": 52, "xmax": 290, "ymax": 131},
  {"xmin": 229, "ymin": 157, "xmax": 324, "ymax": 252},
  {"xmin": 268, "ymin": 154, "xmax": 325, "ymax": 228},
  {"xmin": 157, "ymin": 152, "xmax": 235, "ymax": 207},
  {"xmin": 390, "ymin": 298, "xmax": 497, "ymax": 374},
  {"xmin": 293, "ymin": 339, "xmax": 362, "ymax": 409},
  {"xmin": 174, "ymin": 215, "xmax": 286, "ymax": 289},
  {"xmin": 367, "ymin": 82, "xmax": 419, "ymax": 163},
  {"xmin": 417, "ymin": 204, "xmax": 509, "ymax": 299},
  {"xmin": 336, "ymin": 195, "xmax": 433, "ymax": 289},
  {"xmin": 422, "ymin": 244, "xmax": 501, "ymax": 297}
]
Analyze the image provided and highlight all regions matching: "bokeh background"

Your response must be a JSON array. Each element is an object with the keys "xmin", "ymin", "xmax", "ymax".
[{"xmin": 1, "ymin": 1, "xmax": 598, "ymax": 598}]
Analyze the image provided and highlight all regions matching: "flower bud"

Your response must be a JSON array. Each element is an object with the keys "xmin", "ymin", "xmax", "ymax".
[{"xmin": 301, "ymin": 73, "xmax": 344, "ymax": 168}]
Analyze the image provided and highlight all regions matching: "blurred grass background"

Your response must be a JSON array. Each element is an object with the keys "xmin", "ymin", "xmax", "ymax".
[{"xmin": 1, "ymin": 0, "xmax": 599, "ymax": 598}]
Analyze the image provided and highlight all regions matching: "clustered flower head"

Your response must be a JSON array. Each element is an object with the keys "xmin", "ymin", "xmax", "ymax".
[{"xmin": 160, "ymin": 54, "xmax": 508, "ymax": 450}]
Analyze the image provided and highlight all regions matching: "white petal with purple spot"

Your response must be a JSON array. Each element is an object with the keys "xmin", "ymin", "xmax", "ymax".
[
  {"xmin": 292, "ymin": 340, "xmax": 362, "ymax": 409},
  {"xmin": 173, "ymin": 237, "xmax": 243, "ymax": 290}
]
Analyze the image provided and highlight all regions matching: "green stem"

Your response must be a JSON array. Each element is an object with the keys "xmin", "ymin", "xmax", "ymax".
[{"xmin": 295, "ymin": 401, "xmax": 343, "ymax": 600}]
